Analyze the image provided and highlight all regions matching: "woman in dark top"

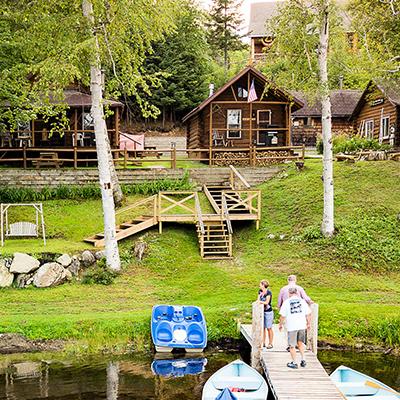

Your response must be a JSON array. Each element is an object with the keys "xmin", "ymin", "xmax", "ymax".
[{"xmin": 258, "ymin": 279, "xmax": 274, "ymax": 349}]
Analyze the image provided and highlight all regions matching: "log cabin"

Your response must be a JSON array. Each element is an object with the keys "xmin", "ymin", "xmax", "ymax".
[
  {"xmin": 350, "ymin": 80, "xmax": 400, "ymax": 147},
  {"xmin": 182, "ymin": 66, "xmax": 303, "ymax": 165},
  {"xmin": 291, "ymin": 90, "xmax": 362, "ymax": 147},
  {"xmin": 0, "ymin": 88, "xmax": 123, "ymax": 168}
]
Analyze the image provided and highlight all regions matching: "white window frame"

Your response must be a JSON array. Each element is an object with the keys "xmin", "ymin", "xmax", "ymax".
[
  {"xmin": 364, "ymin": 119, "xmax": 374, "ymax": 139},
  {"xmin": 256, "ymin": 109, "xmax": 272, "ymax": 125},
  {"xmin": 227, "ymin": 109, "xmax": 242, "ymax": 139},
  {"xmin": 380, "ymin": 116, "xmax": 390, "ymax": 139}
]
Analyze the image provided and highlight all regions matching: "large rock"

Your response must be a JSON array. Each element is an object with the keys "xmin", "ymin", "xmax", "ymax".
[
  {"xmin": 33, "ymin": 263, "xmax": 67, "ymax": 288},
  {"xmin": 56, "ymin": 254, "xmax": 72, "ymax": 267},
  {"xmin": 10, "ymin": 253, "xmax": 40, "ymax": 274},
  {"xmin": 68, "ymin": 256, "xmax": 81, "ymax": 276},
  {"xmin": 0, "ymin": 333, "xmax": 64, "ymax": 354},
  {"xmin": 14, "ymin": 273, "xmax": 34, "ymax": 289},
  {"xmin": 0, "ymin": 261, "xmax": 14, "ymax": 287},
  {"xmin": 81, "ymin": 250, "xmax": 95, "ymax": 266}
]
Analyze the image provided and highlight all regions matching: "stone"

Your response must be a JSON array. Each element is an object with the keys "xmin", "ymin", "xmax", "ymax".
[
  {"xmin": 267, "ymin": 234, "xmax": 275, "ymax": 239},
  {"xmin": 0, "ymin": 333, "xmax": 64, "ymax": 354},
  {"xmin": 0, "ymin": 261, "xmax": 14, "ymax": 287},
  {"xmin": 68, "ymin": 256, "xmax": 81, "ymax": 276},
  {"xmin": 10, "ymin": 253, "xmax": 40, "ymax": 274},
  {"xmin": 33, "ymin": 263, "xmax": 67, "ymax": 288},
  {"xmin": 56, "ymin": 254, "xmax": 72, "ymax": 267},
  {"xmin": 279, "ymin": 234, "xmax": 286, "ymax": 240},
  {"xmin": 64, "ymin": 269, "xmax": 73, "ymax": 281},
  {"xmin": 94, "ymin": 250, "xmax": 106, "ymax": 260},
  {"xmin": 81, "ymin": 250, "xmax": 95, "ymax": 266},
  {"xmin": 134, "ymin": 242, "xmax": 147, "ymax": 261},
  {"xmin": 14, "ymin": 274, "xmax": 33, "ymax": 289}
]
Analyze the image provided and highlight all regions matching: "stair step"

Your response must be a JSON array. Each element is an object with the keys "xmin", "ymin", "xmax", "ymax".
[
  {"xmin": 203, "ymin": 256, "xmax": 233, "ymax": 260},
  {"xmin": 203, "ymin": 245, "xmax": 230, "ymax": 249}
]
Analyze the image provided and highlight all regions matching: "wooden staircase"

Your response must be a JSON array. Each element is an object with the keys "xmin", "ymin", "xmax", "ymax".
[{"xmin": 197, "ymin": 221, "xmax": 232, "ymax": 259}]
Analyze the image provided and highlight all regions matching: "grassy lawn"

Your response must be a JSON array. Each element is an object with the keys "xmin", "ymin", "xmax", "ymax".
[{"xmin": 0, "ymin": 160, "xmax": 399, "ymax": 352}]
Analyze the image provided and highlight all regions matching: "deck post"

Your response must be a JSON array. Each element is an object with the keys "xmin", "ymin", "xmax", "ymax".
[
  {"xmin": 308, "ymin": 303, "xmax": 319, "ymax": 354},
  {"xmin": 23, "ymin": 145, "xmax": 27, "ymax": 169},
  {"xmin": 74, "ymin": 109, "xmax": 78, "ymax": 147},
  {"xmin": 158, "ymin": 194, "xmax": 162, "ymax": 233},
  {"xmin": 209, "ymin": 103, "xmax": 213, "ymax": 166},
  {"xmin": 73, "ymin": 146, "xmax": 78, "ymax": 169},
  {"xmin": 124, "ymin": 145, "xmax": 127, "ymax": 169},
  {"xmin": 302, "ymin": 143, "xmax": 306, "ymax": 161},
  {"xmin": 170, "ymin": 142, "xmax": 177, "ymax": 169},
  {"xmin": 251, "ymin": 301, "xmax": 263, "ymax": 369}
]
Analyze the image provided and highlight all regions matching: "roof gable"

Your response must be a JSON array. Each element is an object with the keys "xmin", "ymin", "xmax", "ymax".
[{"xmin": 182, "ymin": 66, "xmax": 303, "ymax": 122}]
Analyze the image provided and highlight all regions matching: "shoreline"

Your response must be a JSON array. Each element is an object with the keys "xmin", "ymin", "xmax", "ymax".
[{"xmin": 1, "ymin": 333, "xmax": 398, "ymax": 357}]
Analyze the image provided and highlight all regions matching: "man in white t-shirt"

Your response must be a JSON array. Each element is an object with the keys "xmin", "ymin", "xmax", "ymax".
[{"xmin": 279, "ymin": 286, "xmax": 311, "ymax": 369}]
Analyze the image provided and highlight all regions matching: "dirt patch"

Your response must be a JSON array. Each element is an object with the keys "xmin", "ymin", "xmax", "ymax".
[{"xmin": 0, "ymin": 333, "xmax": 65, "ymax": 354}]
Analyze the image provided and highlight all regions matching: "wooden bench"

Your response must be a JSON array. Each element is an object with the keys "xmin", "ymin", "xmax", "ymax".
[{"xmin": 32, "ymin": 152, "xmax": 63, "ymax": 169}]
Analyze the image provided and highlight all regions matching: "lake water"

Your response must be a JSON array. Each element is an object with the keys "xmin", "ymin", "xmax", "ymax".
[{"xmin": 0, "ymin": 349, "xmax": 399, "ymax": 399}]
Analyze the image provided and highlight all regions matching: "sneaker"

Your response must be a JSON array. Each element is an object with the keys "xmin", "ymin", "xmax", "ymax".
[
  {"xmin": 287, "ymin": 361, "xmax": 298, "ymax": 369},
  {"xmin": 300, "ymin": 360, "xmax": 307, "ymax": 368},
  {"xmin": 286, "ymin": 346, "xmax": 290, "ymax": 352}
]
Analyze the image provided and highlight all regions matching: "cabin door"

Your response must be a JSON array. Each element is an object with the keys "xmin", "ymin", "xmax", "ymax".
[{"xmin": 256, "ymin": 110, "xmax": 277, "ymax": 146}]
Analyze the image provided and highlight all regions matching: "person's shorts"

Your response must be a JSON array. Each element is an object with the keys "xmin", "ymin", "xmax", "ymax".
[
  {"xmin": 288, "ymin": 329, "xmax": 306, "ymax": 347},
  {"xmin": 263, "ymin": 311, "xmax": 274, "ymax": 329}
]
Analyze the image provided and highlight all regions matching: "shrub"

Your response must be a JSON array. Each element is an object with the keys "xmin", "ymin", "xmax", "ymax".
[
  {"xmin": 0, "ymin": 173, "xmax": 193, "ymax": 203},
  {"xmin": 316, "ymin": 134, "xmax": 390, "ymax": 155},
  {"xmin": 81, "ymin": 259, "xmax": 118, "ymax": 285}
]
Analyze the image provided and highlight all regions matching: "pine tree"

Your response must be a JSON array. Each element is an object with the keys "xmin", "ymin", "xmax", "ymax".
[{"xmin": 206, "ymin": 0, "xmax": 245, "ymax": 72}]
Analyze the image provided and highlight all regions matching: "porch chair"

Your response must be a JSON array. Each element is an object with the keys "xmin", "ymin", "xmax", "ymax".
[
  {"xmin": 212, "ymin": 130, "xmax": 227, "ymax": 147},
  {"xmin": 17, "ymin": 132, "xmax": 32, "ymax": 147}
]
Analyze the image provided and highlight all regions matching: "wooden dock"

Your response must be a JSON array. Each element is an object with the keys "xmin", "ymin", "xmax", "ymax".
[{"xmin": 240, "ymin": 304, "xmax": 343, "ymax": 400}]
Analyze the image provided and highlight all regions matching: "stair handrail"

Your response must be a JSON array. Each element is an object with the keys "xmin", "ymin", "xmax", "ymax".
[
  {"xmin": 115, "ymin": 194, "xmax": 158, "ymax": 217},
  {"xmin": 195, "ymin": 193, "xmax": 205, "ymax": 236},
  {"xmin": 221, "ymin": 193, "xmax": 233, "ymax": 235},
  {"xmin": 229, "ymin": 165, "xmax": 251, "ymax": 190}
]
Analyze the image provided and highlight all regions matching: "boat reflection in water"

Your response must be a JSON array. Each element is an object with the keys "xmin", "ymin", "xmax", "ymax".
[{"xmin": 151, "ymin": 357, "xmax": 208, "ymax": 378}]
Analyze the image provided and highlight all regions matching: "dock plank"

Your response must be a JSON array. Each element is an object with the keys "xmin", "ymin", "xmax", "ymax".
[{"xmin": 240, "ymin": 324, "xmax": 343, "ymax": 400}]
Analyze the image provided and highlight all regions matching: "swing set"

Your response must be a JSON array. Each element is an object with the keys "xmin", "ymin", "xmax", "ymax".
[{"xmin": 0, "ymin": 203, "xmax": 46, "ymax": 246}]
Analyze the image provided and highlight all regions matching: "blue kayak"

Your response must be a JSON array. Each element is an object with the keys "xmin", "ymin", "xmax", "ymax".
[
  {"xmin": 151, "ymin": 305, "xmax": 207, "ymax": 352},
  {"xmin": 331, "ymin": 365, "xmax": 400, "ymax": 399},
  {"xmin": 151, "ymin": 357, "xmax": 207, "ymax": 377}
]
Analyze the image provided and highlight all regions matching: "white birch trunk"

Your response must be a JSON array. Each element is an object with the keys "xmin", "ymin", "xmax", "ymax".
[
  {"xmin": 83, "ymin": 0, "xmax": 121, "ymax": 270},
  {"xmin": 318, "ymin": 1, "xmax": 335, "ymax": 237},
  {"xmin": 106, "ymin": 362, "xmax": 119, "ymax": 400}
]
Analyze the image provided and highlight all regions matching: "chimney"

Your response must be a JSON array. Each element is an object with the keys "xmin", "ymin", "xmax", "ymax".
[{"xmin": 209, "ymin": 83, "xmax": 215, "ymax": 97}]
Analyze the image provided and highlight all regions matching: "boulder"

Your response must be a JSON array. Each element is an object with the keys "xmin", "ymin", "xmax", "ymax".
[
  {"xmin": 0, "ymin": 261, "xmax": 14, "ymax": 288},
  {"xmin": 14, "ymin": 273, "xmax": 33, "ymax": 289},
  {"xmin": 10, "ymin": 253, "xmax": 40, "ymax": 274},
  {"xmin": 64, "ymin": 269, "xmax": 73, "ymax": 281},
  {"xmin": 94, "ymin": 250, "xmax": 106, "ymax": 260},
  {"xmin": 81, "ymin": 250, "xmax": 95, "ymax": 266},
  {"xmin": 68, "ymin": 256, "xmax": 81, "ymax": 276},
  {"xmin": 56, "ymin": 254, "xmax": 72, "ymax": 267},
  {"xmin": 33, "ymin": 263, "xmax": 67, "ymax": 288}
]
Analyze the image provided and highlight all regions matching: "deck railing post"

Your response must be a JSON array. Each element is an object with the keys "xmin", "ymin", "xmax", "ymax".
[
  {"xmin": 308, "ymin": 303, "xmax": 319, "ymax": 354},
  {"xmin": 73, "ymin": 146, "xmax": 78, "ymax": 169},
  {"xmin": 23, "ymin": 145, "xmax": 27, "ymax": 169},
  {"xmin": 252, "ymin": 301, "xmax": 264, "ymax": 351},
  {"xmin": 302, "ymin": 144, "xmax": 305, "ymax": 161},
  {"xmin": 171, "ymin": 142, "xmax": 177, "ymax": 169},
  {"xmin": 124, "ymin": 146, "xmax": 128, "ymax": 169}
]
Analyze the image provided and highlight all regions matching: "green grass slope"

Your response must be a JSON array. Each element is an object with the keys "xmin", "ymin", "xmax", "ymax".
[{"xmin": 0, "ymin": 160, "xmax": 399, "ymax": 352}]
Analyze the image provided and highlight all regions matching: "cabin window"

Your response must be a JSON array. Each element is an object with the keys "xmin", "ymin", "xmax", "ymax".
[
  {"xmin": 82, "ymin": 112, "xmax": 94, "ymax": 130},
  {"xmin": 238, "ymin": 87, "xmax": 248, "ymax": 99},
  {"xmin": 257, "ymin": 110, "xmax": 272, "ymax": 125},
  {"xmin": 227, "ymin": 109, "xmax": 242, "ymax": 139},
  {"xmin": 364, "ymin": 120, "xmax": 374, "ymax": 139},
  {"xmin": 381, "ymin": 116, "xmax": 390, "ymax": 138}
]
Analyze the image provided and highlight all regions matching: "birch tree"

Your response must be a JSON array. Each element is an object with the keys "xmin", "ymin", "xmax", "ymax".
[
  {"xmin": 0, "ymin": 0, "xmax": 177, "ymax": 269},
  {"xmin": 318, "ymin": 0, "xmax": 334, "ymax": 237}
]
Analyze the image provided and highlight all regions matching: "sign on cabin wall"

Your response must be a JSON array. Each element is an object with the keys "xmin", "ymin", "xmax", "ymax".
[{"xmin": 370, "ymin": 98, "xmax": 384, "ymax": 106}]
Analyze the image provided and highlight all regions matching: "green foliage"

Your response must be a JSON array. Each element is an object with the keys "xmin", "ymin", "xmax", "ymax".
[
  {"xmin": 139, "ymin": 1, "xmax": 212, "ymax": 120},
  {"xmin": 0, "ymin": 174, "xmax": 192, "ymax": 203},
  {"xmin": 260, "ymin": 1, "xmax": 381, "ymax": 92},
  {"xmin": 206, "ymin": 0, "xmax": 246, "ymax": 70},
  {"xmin": 82, "ymin": 258, "xmax": 118, "ymax": 285},
  {"xmin": 316, "ymin": 135, "xmax": 390, "ymax": 154}
]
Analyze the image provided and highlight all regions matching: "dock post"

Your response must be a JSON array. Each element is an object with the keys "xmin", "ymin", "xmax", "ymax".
[
  {"xmin": 251, "ymin": 301, "xmax": 264, "ymax": 369},
  {"xmin": 308, "ymin": 303, "xmax": 319, "ymax": 354}
]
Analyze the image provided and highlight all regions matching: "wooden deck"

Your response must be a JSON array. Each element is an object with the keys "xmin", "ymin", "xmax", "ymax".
[{"xmin": 240, "ymin": 324, "xmax": 343, "ymax": 400}]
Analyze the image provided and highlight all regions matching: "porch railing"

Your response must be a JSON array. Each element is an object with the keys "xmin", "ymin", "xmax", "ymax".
[{"xmin": 0, "ymin": 144, "xmax": 305, "ymax": 169}]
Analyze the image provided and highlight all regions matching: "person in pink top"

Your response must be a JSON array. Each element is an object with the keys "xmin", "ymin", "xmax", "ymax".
[{"xmin": 277, "ymin": 275, "xmax": 313, "ymax": 310}]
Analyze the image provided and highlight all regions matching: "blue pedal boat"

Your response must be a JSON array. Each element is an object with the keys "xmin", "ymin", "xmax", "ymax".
[
  {"xmin": 331, "ymin": 365, "xmax": 400, "ymax": 399},
  {"xmin": 151, "ymin": 305, "xmax": 207, "ymax": 352},
  {"xmin": 151, "ymin": 357, "xmax": 207, "ymax": 377}
]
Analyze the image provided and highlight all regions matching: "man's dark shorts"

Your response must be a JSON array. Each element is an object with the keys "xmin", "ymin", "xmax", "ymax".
[{"xmin": 288, "ymin": 329, "xmax": 306, "ymax": 347}]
